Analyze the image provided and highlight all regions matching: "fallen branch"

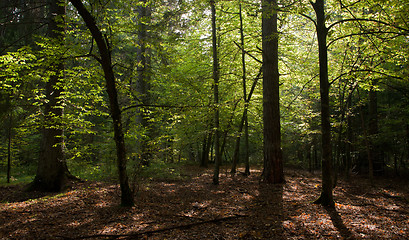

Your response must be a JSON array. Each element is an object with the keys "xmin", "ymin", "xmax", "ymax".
[{"xmin": 57, "ymin": 214, "xmax": 247, "ymax": 240}]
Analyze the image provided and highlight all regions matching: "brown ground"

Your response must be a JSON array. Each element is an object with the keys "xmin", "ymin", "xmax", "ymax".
[{"xmin": 1, "ymin": 167, "xmax": 409, "ymax": 239}]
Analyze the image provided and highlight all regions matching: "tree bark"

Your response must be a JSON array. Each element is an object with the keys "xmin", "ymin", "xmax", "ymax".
[
  {"xmin": 312, "ymin": 0, "xmax": 335, "ymax": 207},
  {"xmin": 261, "ymin": 0, "xmax": 284, "ymax": 184},
  {"xmin": 7, "ymin": 112, "xmax": 12, "ymax": 183},
  {"xmin": 30, "ymin": 0, "xmax": 67, "ymax": 192},
  {"xmin": 368, "ymin": 85, "xmax": 378, "ymax": 178},
  {"xmin": 201, "ymin": 132, "xmax": 211, "ymax": 167},
  {"xmin": 231, "ymin": 2, "xmax": 251, "ymax": 176},
  {"xmin": 135, "ymin": 0, "xmax": 153, "ymax": 166},
  {"xmin": 211, "ymin": 0, "xmax": 221, "ymax": 185},
  {"xmin": 69, "ymin": 0, "xmax": 134, "ymax": 207}
]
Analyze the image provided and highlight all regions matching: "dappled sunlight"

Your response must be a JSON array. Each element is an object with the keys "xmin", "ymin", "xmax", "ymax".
[{"xmin": 1, "ymin": 168, "xmax": 409, "ymax": 239}]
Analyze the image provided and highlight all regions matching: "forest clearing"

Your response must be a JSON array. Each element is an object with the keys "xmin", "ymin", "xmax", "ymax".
[{"xmin": 1, "ymin": 167, "xmax": 409, "ymax": 239}]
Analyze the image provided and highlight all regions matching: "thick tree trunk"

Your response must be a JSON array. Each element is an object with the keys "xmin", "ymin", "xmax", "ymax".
[
  {"xmin": 261, "ymin": 0, "xmax": 284, "ymax": 184},
  {"xmin": 69, "ymin": 0, "xmax": 134, "ymax": 207},
  {"xmin": 312, "ymin": 0, "xmax": 335, "ymax": 207},
  {"xmin": 211, "ymin": 0, "xmax": 221, "ymax": 185},
  {"xmin": 30, "ymin": 0, "xmax": 67, "ymax": 192}
]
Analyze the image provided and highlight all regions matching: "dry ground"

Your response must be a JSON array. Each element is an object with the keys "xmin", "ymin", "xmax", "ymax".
[{"xmin": 1, "ymin": 167, "xmax": 409, "ymax": 239}]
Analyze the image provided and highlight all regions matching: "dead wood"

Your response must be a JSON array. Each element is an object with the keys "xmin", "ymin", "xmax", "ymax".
[{"xmin": 58, "ymin": 214, "xmax": 248, "ymax": 239}]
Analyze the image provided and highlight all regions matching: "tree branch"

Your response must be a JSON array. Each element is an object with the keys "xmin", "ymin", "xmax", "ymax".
[
  {"xmin": 327, "ymin": 18, "xmax": 408, "ymax": 33},
  {"xmin": 233, "ymin": 41, "xmax": 262, "ymax": 63},
  {"xmin": 58, "ymin": 215, "xmax": 247, "ymax": 240}
]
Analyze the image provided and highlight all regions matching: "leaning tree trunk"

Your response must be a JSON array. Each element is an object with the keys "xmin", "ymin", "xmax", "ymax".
[
  {"xmin": 30, "ymin": 0, "xmax": 67, "ymax": 192},
  {"xmin": 261, "ymin": 0, "xmax": 284, "ymax": 184},
  {"xmin": 312, "ymin": 0, "xmax": 335, "ymax": 207},
  {"xmin": 69, "ymin": 0, "xmax": 134, "ymax": 207},
  {"xmin": 211, "ymin": 0, "xmax": 221, "ymax": 185}
]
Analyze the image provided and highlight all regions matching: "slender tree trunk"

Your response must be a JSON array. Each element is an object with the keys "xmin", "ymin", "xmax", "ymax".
[
  {"xmin": 231, "ymin": 67, "xmax": 261, "ymax": 175},
  {"xmin": 231, "ymin": 111, "xmax": 245, "ymax": 175},
  {"xmin": 69, "ymin": 0, "xmax": 134, "ymax": 207},
  {"xmin": 239, "ymin": 2, "xmax": 251, "ymax": 176},
  {"xmin": 261, "ymin": 0, "xmax": 284, "ymax": 184},
  {"xmin": 244, "ymin": 115, "xmax": 250, "ymax": 175},
  {"xmin": 368, "ymin": 85, "xmax": 378, "ymax": 178},
  {"xmin": 136, "ymin": 0, "xmax": 153, "ymax": 166},
  {"xmin": 30, "ymin": 0, "xmax": 67, "ymax": 192},
  {"xmin": 345, "ymin": 83, "xmax": 354, "ymax": 179},
  {"xmin": 312, "ymin": 0, "xmax": 334, "ymax": 207},
  {"xmin": 201, "ymin": 133, "xmax": 211, "ymax": 167},
  {"xmin": 239, "ymin": 1, "xmax": 249, "ymax": 175},
  {"xmin": 308, "ymin": 144, "xmax": 312, "ymax": 173},
  {"xmin": 7, "ymin": 112, "xmax": 12, "ymax": 183},
  {"xmin": 211, "ymin": 0, "xmax": 221, "ymax": 185},
  {"xmin": 406, "ymin": 124, "xmax": 409, "ymax": 170},
  {"xmin": 357, "ymin": 87, "xmax": 373, "ymax": 184}
]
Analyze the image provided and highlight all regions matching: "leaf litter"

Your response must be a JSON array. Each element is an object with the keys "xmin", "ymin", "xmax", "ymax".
[{"xmin": 1, "ymin": 167, "xmax": 409, "ymax": 239}]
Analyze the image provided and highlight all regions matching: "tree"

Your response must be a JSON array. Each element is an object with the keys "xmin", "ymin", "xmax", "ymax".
[
  {"xmin": 261, "ymin": 0, "xmax": 284, "ymax": 184},
  {"xmin": 311, "ymin": 0, "xmax": 334, "ymax": 207},
  {"xmin": 211, "ymin": 0, "xmax": 221, "ymax": 185},
  {"xmin": 135, "ymin": 0, "xmax": 153, "ymax": 166},
  {"xmin": 230, "ymin": 2, "xmax": 252, "ymax": 176},
  {"xmin": 69, "ymin": 0, "xmax": 134, "ymax": 207},
  {"xmin": 30, "ymin": 0, "xmax": 69, "ymax": 192}
]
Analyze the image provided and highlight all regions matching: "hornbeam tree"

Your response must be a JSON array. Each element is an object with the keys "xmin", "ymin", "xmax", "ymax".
[
  {"xmin": 211, "ymin": 0, "xmax": 221, "ymax": 185},
  {"xmin": 69, "ymin": 0, "xmax": 134, "ymax": 207},
  {"xmin": 311, "ymin": 0, "xmax": 334, "ymax": 207}
]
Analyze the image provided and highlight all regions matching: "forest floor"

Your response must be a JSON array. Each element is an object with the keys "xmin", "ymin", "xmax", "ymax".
[{"xmin": 1, "ymin": 166, "xmax": 409, "ymax": 239}]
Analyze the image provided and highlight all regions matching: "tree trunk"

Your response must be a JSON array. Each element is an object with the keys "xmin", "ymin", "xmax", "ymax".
[
  {"xmin": 30, "ymin": 0, "xmax": 67, "ymax": 192},
  {"xmin": 368, "ymin": 86, "xmax": 378, "ymax": 178},
  {"xmin": 312, "ymin": 0, "xmax": 335, "ymax": 207},
  {"xmin": 345, "ymin": 83, "xmax": 354, "ymax": 179},
  {"xmin": 231, "ymin": 111, "xmax": 245, "ymax": 175},
  {"xmin": 261, "ymin": 0, "xmax": 284, "ymax": 184},
  {"xmin": 201, "ymin": 132, "xmax": 211, "ymax": 167},
  {"xmin": 135, "ymin": 0, "xmax": 153, "ymax": 166},
  {"xmin": 211, "ymin": 0, "xmax": 221, "ymax": 185},
  {"xmin": 7, "ymin": 112, "xmax": 12, "ymax": 183},
  {"xmin": 69, "ymin": 0, "xmax": 134, "ymax": 207},
  {"xmin": 231, "ymin": 3, "xmax": 250, "ymax": 176},
  {"xmin": 307, "ymin": 144, "xmax": 312, "ymax": 173},
  {"xmin": 231, "ymin": 67, "xmax": 261, "ymax": 175}
]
